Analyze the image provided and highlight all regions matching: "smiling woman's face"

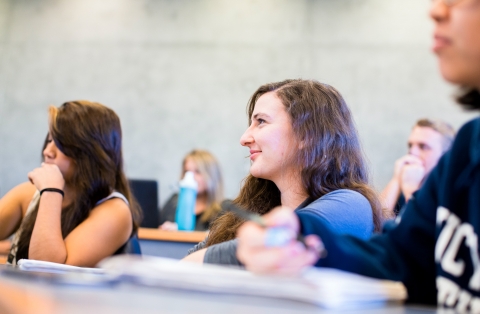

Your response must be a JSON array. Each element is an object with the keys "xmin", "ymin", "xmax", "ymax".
[
  {"xmin": 430, "ymin": 0, "xmax": 480, "ymax": 88},
  {"xmin": 239, "ymin": 92, "xmax": 298, "ymax": 183}
]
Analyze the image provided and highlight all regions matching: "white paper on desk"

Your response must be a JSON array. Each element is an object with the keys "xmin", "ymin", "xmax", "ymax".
[
  {"xmin": 98, "ymin": 255, "xmax": 407, "ymax": 309},
  {"xmin": 17, "ymin": 259, "xmax": 105, "ymax": 274}
]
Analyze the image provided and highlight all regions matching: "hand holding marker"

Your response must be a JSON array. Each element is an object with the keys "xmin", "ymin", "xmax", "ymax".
[{"xmin": 230, "ymin": 205, "xmax": 326, "ymax": 256}]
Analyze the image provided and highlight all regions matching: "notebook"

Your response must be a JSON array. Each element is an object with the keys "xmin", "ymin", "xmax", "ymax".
[{"xmin": 98, "ymin": 255, "xmax": 407, "ymax": 309}]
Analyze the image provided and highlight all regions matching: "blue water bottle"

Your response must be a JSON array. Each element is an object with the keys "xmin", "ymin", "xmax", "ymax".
[{"xmin": 175, "ymin": 171, "xmax": 198, "ymax": 231}]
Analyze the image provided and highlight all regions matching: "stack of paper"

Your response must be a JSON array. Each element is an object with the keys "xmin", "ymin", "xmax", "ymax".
[
  {"xmin": 99, "ymin": 255, "xmax": 407, "ymax": 309},
  {"xmin": 0, "ymin": 259, "xmax": 117, "ymax": 287},
  {"xmin": 17, "ymin": 259, "xmax": 105, "ymax": 274}
]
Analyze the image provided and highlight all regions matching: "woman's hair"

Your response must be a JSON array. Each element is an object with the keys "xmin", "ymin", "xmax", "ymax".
[
  {"xmin": 206, "ymin": 79, "xmax": 384, "ymax": 247},
  {"xmin": 15, "ymin": 100, "xmax": 142, "ymax": 260},
  {"xmin": 457, "ymin": 87, "xmax": 480, "ymax": 111},
  {"xmin": 182, "ymin": 150, "xmax": 224, "ymax": 223}
]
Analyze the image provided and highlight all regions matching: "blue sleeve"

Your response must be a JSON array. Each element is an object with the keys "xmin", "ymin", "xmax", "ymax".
[
  {"xmin": 204, "ymin": 239, "xmax": 242, "ymax": 266},
  {"xmin": 203, "ymin": 190, "xmax": 373, "ymax": 267},
  {"xmin": 187, "ymin": 238, "xmax": 207, "ymax": 255},
  {"xmin": 297, "ymin": 160, "xmax": 444, "ymax": 305},
  {"xmin": 297, "ymin": 190, "xmax": 373, "ymax": 240}
]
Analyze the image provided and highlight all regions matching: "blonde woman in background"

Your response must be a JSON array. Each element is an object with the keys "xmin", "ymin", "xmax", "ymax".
[{"xmin": 159, "ymin": 150, "xmax": 225, "ymax": 231}]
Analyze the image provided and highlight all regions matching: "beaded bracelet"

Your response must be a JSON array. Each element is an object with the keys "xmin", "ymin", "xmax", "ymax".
[{"xmin": 39, "ymin": 188, "xmax": 65, "ymax": 198}]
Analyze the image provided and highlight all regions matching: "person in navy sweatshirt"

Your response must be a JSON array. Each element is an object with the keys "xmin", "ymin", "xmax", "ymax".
[{"xmin": 236, "ymin": 0, "xmax": 480, "ymax": 311}]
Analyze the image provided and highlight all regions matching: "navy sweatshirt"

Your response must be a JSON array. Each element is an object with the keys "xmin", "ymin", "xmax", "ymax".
[{"xmin": 297, "ymin": 118, "xmax": 480, "ymax": 311}]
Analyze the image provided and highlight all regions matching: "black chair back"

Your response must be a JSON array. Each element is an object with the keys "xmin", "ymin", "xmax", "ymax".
[
  {"xmin": 128, "ymin": 179, "xmax": 160, "ymax": 228},
  {"xmin": 114, "ymin": 233, "xmax": 142, "ymax": 255},
  {"xmin": 123, "ymin": 234, "xmax": 142, "ymax": 255}
]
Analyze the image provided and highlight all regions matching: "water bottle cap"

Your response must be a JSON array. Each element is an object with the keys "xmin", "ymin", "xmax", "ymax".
[{"xmin": 180, "ymin": 171, "xmax": 198, "ymax": 190}]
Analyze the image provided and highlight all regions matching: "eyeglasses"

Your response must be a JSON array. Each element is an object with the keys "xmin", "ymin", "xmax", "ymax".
[{"xmin": 432, "ymin": 0, "xmax": 465, "ymax": 6}]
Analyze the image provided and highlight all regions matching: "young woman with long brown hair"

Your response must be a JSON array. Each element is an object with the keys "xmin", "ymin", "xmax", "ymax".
[
  {"xmin": 184, "ymin": 79, "xmax": 385, "ymax": 264},
  {"xmin": 238, "ymin": 0, "xmax": 480, "ymax": 308},
  {"xmin": 0, "ymin": 100, "xmax": 142, "ymax": 267}
]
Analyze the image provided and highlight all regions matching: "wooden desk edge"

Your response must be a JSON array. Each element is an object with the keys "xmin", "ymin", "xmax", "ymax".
[{"xmin": 138, "ymin": 228, "xmax": 207, "ymax": 243}]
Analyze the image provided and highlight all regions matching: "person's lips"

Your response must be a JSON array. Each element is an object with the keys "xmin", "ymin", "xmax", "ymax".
[
  {"xmin": 249, "ymin": 150, "xmax": 261, "ymax": 160},
  {"xmin": 432, "ymin": 34, "xmax": 451, "ymax": 53}
]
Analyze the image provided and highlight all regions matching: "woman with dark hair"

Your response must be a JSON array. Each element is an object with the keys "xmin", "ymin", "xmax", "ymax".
[
  {"xmin": 184, "ymin": 79, "xmax": 385, "ymax": 264},
  {"xmin": 0, "ymin": 101, "xmax": 142, "ymax": 266},
  {"xmin": 237, "ymin": 0, "xmax": 480, "ymax": 309}
]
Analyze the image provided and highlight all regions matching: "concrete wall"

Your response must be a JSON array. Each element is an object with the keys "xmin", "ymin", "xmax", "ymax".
[{"xmin": 0, "ymin": 0, "xmax": 476, "ymax": 207}]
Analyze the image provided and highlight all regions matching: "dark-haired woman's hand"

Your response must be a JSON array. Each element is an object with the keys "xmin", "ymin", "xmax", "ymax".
[{"xmin": 28, "ymin": 163, "xmax": 65, "ymax": 192}]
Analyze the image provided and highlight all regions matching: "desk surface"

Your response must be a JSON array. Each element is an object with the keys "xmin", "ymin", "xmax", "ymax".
[
  {"xmin": 0, "ymin": 267, "xmax": 439, "ymax": 314},
  {"xmin": 0, "ymin": 230, "xmax": 207, "ymax": 264},
  {"xmin": 137, "ymin": 228, "xmax": 207, "ymax": 243}
]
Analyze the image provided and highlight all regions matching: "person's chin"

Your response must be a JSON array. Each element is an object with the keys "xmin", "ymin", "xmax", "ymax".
[
  {"xmin": 438, "ymin": 58, "xmax": 474, "ymax": 86},
  {"xmin": 249, "ymin": 166, "xmax": 267, "ymax": 180}
]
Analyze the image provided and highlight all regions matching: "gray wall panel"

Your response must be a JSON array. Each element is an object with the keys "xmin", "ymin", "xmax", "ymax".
[{"xmin": 0, "ymin": 0, "xmax": 476, "ymax": 208}]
